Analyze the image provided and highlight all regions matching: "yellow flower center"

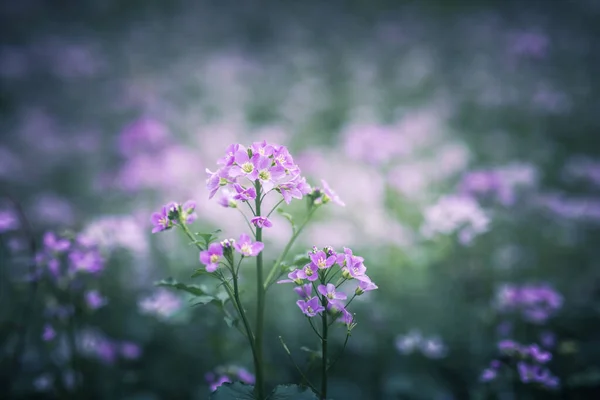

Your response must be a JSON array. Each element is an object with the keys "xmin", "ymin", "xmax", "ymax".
[
  {"xmin": 317, "ymin": 257, "xmax": 327, "ymax": 268},
  {"xmin": 242, "ymin": 162, "xmax": 254, "ymax": 173},
  {"xmin": 306, "ymin": 306, "xmax": 313, "ymax": 313},
  {"xmin": 304, "ymin": 266, "xmax": 313, "ymax": 276},
  {"xmin": 259, "ymin": 170, "xmax": 271, "ymax": 180},
  {"xmin": 210, "ymin": 254, "xmax": 219, "ymax": 263},
  {"xmin": 327, "ymin": 293, "xmax": 334, "ymax": 299},
  {"xmin": 241, "ymin": 243, "xmax": 252, "ymax": 255}
]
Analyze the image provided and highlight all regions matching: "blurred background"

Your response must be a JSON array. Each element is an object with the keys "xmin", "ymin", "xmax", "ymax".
[{"xmin": 1, "ymin": 0, "xmax": 600, "ymax": 398}]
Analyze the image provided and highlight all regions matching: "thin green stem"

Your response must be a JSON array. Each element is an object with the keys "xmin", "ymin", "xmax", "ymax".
[
  {"xmin": 327, "ymin": 331, "xmax": 350, "ymax": 372},
  {"xmin": 308, "ymin": 317, "xmax": 323, "ymax": 340},
  {"xmin": 264, "ymin": 207, "xmax": 318, "ymax": 289},
  {"xmin": 237, "ymin": 208, "xmax": 257, "ymax": 239},
  {"xmin": 254, "ymin": 180, "xmax": 266, "ymax": 400},
  {"xmin": 278, "ymin": 336, "xmax": 320, "ymax": 395},
  {"xmin": 320, "ymin": 294, "xmax": 328, "ymax": 400},
  {"xmin": 266, "ymin": 199, "xmax": 285, "ymax": 218}
]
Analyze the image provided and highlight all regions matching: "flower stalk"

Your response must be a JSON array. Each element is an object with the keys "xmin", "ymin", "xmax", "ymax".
[{"xmin": 254, "ymin": 180, "xmax": 266, "ymax": 399}]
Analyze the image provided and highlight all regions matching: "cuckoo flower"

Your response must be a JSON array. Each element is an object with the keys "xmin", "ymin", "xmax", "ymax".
[
  {"xmin": 200, "ymin": 243, "xmax": 224, "ymax": 272},
  {"xmin": 293, "ymin": 283, "xmax": 312, "ymax": 300},
  {"xmin": 310, "ymin": 250, "xmax": 336, "ymax": 270},
  {"xmin": 217, "ymin": 188, "xmax": 237, "ymax": 208},
  {"xmin": 85, "ymin": 290, "xmax": 108, "ymax": 309},
  {"xmin": 277, "ymin": 269, "xmax": 304, "ymax": 284},
  {"xmin": 234, "ymin": 233, "xmax": 264, "ymax": 257},
  {"xmin": 319, "ymin": 180, "xmax": 345, "ymax": 206},
  {"xmin": 43, "ymin": 232, "xmax": 71, "ymax": 252},
  {"xmin": 297, "ymin": 263, "xmax": 319, "ymax": 282},
  {"xmin": 297, "ymin": 296, "xmax": 325, "ymax": 317},
  {"xmin": 233, "ymin": 183, "xmax": 256, "ymax": 201},
  {"xmin": 250, "ymin": 216, "xmax": 272, "ymax": 228},
  {"xmin": 151, "ymin": 203, "xmax": 175, "ymax": 233},
  {"xmin": 318, "ymin": 284, "xmax": 347, "ymax": 304},
  {"xmin": 356, "ymin": 276, "xmax": 379, "ymax": 295}
]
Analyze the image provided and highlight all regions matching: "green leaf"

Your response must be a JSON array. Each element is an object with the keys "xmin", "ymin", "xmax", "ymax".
[
  {"xmin": 191, "ymin": 268, "xmax": 212, "ymax": 278},
  {"xmin": 291, "ymin": 254, "xmax": 311, "ymax": 267},
  {"xmin": 195, "ymin": 229, "xmax": 222, "ymax": 247},
  {"xmin": 277, "ymin": 209, "xmax": 296, "ymax": 232},
  {"xmin": 268, "ymin": 384, "xmax": 319, "ymax": 400},
  {"xmin": 190, "ymin": 295, "xmax": 216, "ymax": 306},
  {"xmin": 155, "ymin": 278, "xmax": 209, "ymax": 297},
  {"xmin": 299, "ymin": 346, "xmax": 322, "ymax": 359},
  {"xmin": 224, "ymin": 316, "xmax": 239, "ymax": 329},
  {"xmin": 210, "ymin": 382, "xmax": 255, "ymax": 399}
]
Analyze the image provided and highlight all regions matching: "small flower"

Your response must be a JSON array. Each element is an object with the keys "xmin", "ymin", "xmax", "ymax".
[
  {"xmin": 395, "ymin": 330, "xmax": 422, "ymax": 355},
  {"xmin": 234, "ymin": 233, "xmax": 264, "ymax": 257},
  {"xmin": 200, "ymin": 243, "xmax": 224, "ymax": 272},
  {"xmin": 310, "ymin": 250, "xmax": 336, "ymax": 269},
  {"xmin": 85, "ymin": 290, "xmax": 108, "ymax": 310},
  {"xmin": 498, "ymin": 339, "xmax": 520, "ymax": 355},
  {"xmin": 217, "ymin": 188, "xmax": 238, "ymax": 208},
  {"xmin": 181, "ymin": 200, "xmax": 198, "ymax": 223},
  {"xmin": 480, "ymin": 368, "xmax": 497, "ymax": 382},
  {"xmin": 43, "ymin": 232, "xmax": 71, "ymax": 252},
  {"xmin": 277, "ymin": 269, "xmax": 303, "ymax": 284},
  {"xmin": 42, "ymin": 324, "xmax": 56, "ymax": 341},
  {"xmin": 526, "ymin": 344, "xmax": 552, "ymax": 364},
  {"xmin": 119, "ymin": 341, "xmax": 142, "ymax": 360},
  {"xmin": 297, "ymin": 296, "xmax": 325, "ymax": 317},
  {"xmin": 420, "ymin": 337, "xmax": 447, "ymax": 359},
  {"xmin": 236, "ymin": 367, "xmax": 256, "ymax": 384},
  {"xmin": 319, "ymin": 179, "xmax": 345, "ymax": 206},
  {"xmin": 233, "ymin": 184, "xmax": 257, "ymax": 201},
  {"xmin": 297, "ymin": 263, "xmax": 319, "ymax": 282},
  {"xmin": 250, "ymin": 216, "xmax": 273, "ymax": 228},
  {"xmin": 355, "ymin": 276, "xmax": 379, "ymax": 295},
  {"xmin": 151, "ymin": 204, "xmax": 173, "ymax": 233},
  {"xmin": 318, "ymin": 283, "xmax": 347, "ymax": 304},
  {"xmin": 293, "ymin": 283, "xmax": 312, "ymax": 300}
]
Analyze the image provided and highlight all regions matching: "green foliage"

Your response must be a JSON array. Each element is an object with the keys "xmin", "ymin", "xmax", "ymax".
[
  {"xmin": 277, "ymin": 208, "xmax": 296, "ymax": 233},
  {"xmin": 155, "ymin": 278, "xmax": 209, "ymax": 297},
  {"xmin": 195, "ymin": 229, "xmax": 223, "ymax": 248}
]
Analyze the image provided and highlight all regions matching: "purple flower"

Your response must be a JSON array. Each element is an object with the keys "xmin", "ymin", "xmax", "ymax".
[
  {"xmin": 200, "ymin": 243, "xmax": 224, "ymax": 272},
  {"xmin": 395, "ymin": 330, "xmax": 422, "ymax": 355},
  {"xmin": 296, "ymin": 296, "xmax": 325, "ymax": 317},
  {"xmin": 310, "ymin": 250, "xmax": 336, "ymax": 270},
  {"xmin": 254, "ymin": 155, "xmax": 287, "ymax": 192},
  {"xmin": 293, "ymin": 283, "xmax": 312, "ymax": 300},
  {"xmin": 43, "ymin": 232, "xmax": 70, "ymax": 252},
  {"xmin": 342, "ymin": 256, "xmax": 369, "ymax": 282},
  {"xmin": 526, "ymin": 344, "xmax": 552, "ymax": 364},
  {"xmin": 540, "ymin": 331, "xmax": 556, "ymax": 348},
  {"xmin": 251, "ymin": 140, "xmax": 275, "ymax": 157},
  {"xmin": 42, "ymin": 324, "xmax": 56, "ymax": 341},
  {"xmin": 318, "ymin": 283, "xmax": 347, "ymax": 304},
  {"xmin": 119, "ymin": 341, "xmax": 142, "ymax": 360},
  {"xmin": 233, "ymin": 183, "xmax": 256, "ymax": 201},
  {"xmin": 139, "ymin": 289, "xmax": 182, "ymax": 319},
  {"xmin": 318, "ymin": 180, "xmax": 345, "ymax": 206},
  {"xmin": 498, "ymin": 339, "xmax": 520, "ymax": 355},
  {"xmin": 337, "ymin": 307, "xmax": 354, "ymax": 326},
  {"xmin": 151, "ymin": 204, "xmax": 173, "ymax": 233},
  {"xmin": 234, "ymin": 233, "xmax": 264, "ymax": 257},
  {"xmin": 208, "ymin": 375, "xmax": 231, "ymax": 392},
  {"xmin": 356, "ymin": 276, "xmax": 379, "ymax": 295},
  {"xmin": 217, "ymin": 188, "xmax": 238, "ymax": 208},
  {"xmin": 0, "ymin": 209, "xmax": 18, "ymax": 233},
  {"xmin": 85, "ymin": 290, "xmax": 107, "ymax": 310},
  {"xmin": 230, "ymin": 150, "xmax": 259, "ymax": 179},
  {"xmin": 297, "ymin": 263, "xmax": 319, "ymax": 282},
  {"xmin": 480, "ymin": 368, "xmax": 497, "ymax": 382},
  {"xmin": 218, "ymin": 144, "xmax": 242, "ymax": 166},
  {"xmin": 181, "ymin": 200, "xmax": 197, "ymax": 223},
  {"xmin": 236, "ymin": 367, "xmax": 256, "ymax": 384},
  {"xmin": 69, "ymin": 248, "xmax": 104, "ymax": 274},
  {"xmin": 250, "ymin": 216, "xmax": 273, "ymax": 228},
  {"xmin": 277, "ymin": 269, "xmax": 304, "ymax": 284},
  {"xmin": 420, "ymin": 337, "xmax": 447, "ymax": 359}
]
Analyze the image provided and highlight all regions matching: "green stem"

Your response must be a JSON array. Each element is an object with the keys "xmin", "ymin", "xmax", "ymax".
[
  {"xmin": 254, "ymin": 181, "xmax": 266, "ymax": 400},
  {"xmin": 237, "ymin": 208, "xmax": 257, "ymax": 239},
  {"xmin": 264, "ymin": 207, "xmax": 318, "ymax": 289},
  {"xmin": 278, "ymin": 336, "xmax": 320, "ymax": 395},
  {"xmin": 320, "ymin": 294, "xmax": 328, "ymax": 400},
  {"xmin": 265, "ymin": 199, "xmax": 285, "ymax": 218}
]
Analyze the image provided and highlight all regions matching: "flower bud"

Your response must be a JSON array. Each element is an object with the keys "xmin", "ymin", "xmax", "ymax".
[{"xmin": 355, "ymin": 287, "xmax": 364, "ymax": 296}]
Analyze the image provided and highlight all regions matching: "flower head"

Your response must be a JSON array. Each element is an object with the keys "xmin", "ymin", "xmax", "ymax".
[
  {"xmin": 310, "ymin": 250, "xmax": 336, "ymax": 270},
  {"xmin": 318, "ymin": 283, "xmax": 347, "ymax": 304},
  {"xmin": 296, "ymin": 296, "xmax": 325, "ymax": 317},
  {"xmin": 200, "ymin": 243, "xmax": 224, "ymax": 272},
  {"xmin": 85, "ymin": 290, "xmax": 108, "ymax": 310},
  {"xmin": 319, "ymin": 179, "xmax": 345, "ymax": 206},
  {"xmin": 293, "ymin": 283, "xmax": 312, "ymax": 300},
  {"xmin": 234, "ymin": 233, "xmax": 264, "ymax": 257},
  {"xmin": 42, "ymin": 324, "xmax": 56, "ymax": 341},
  {"xmin": 250, "ymin": 216, "xmax": 273, "ymax": 229}
]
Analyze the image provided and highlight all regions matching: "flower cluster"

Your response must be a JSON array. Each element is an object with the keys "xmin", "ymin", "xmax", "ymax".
[
  {"xmin": 138, "ymin": 289, "xmax": 183, "ymax": 319},
  {"xmin": 481, "ymin": 340, "xmax": 559, "ymax": 390},
  {"xmin": 205, "ymin": 365, "xmax": 256, "ymax": 392},
  {"xmin": 420, "ymin": 195, "xmax": 490, "ymax": 245},
  {"xmin": 151, "ymin": 200, "xmax": 197, "ymax": 233},
  {"xmin": 79, "ymin": 328, "xmax": 143, "ymax": 364},
  {"xmin": 395, "ymin": 330, "xmax": 448, "ymax": 359},
  {"xmin": 199, "ymin": 234, "xmax": 264, "ymax": 272},
  {"xmin": 278, "ymin": 246, "xmax": 377, "ymax": 324},
  {"xmin": 206, "ymin": 141, "xmax": 312, "ymax": 205},
  {"xmin": 459, "ymin": 163, "xmax": 538, "ymax": 207},
  {"xmin": 495, "ymin": 283, "xmax": 563, "ymax": 324}
]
